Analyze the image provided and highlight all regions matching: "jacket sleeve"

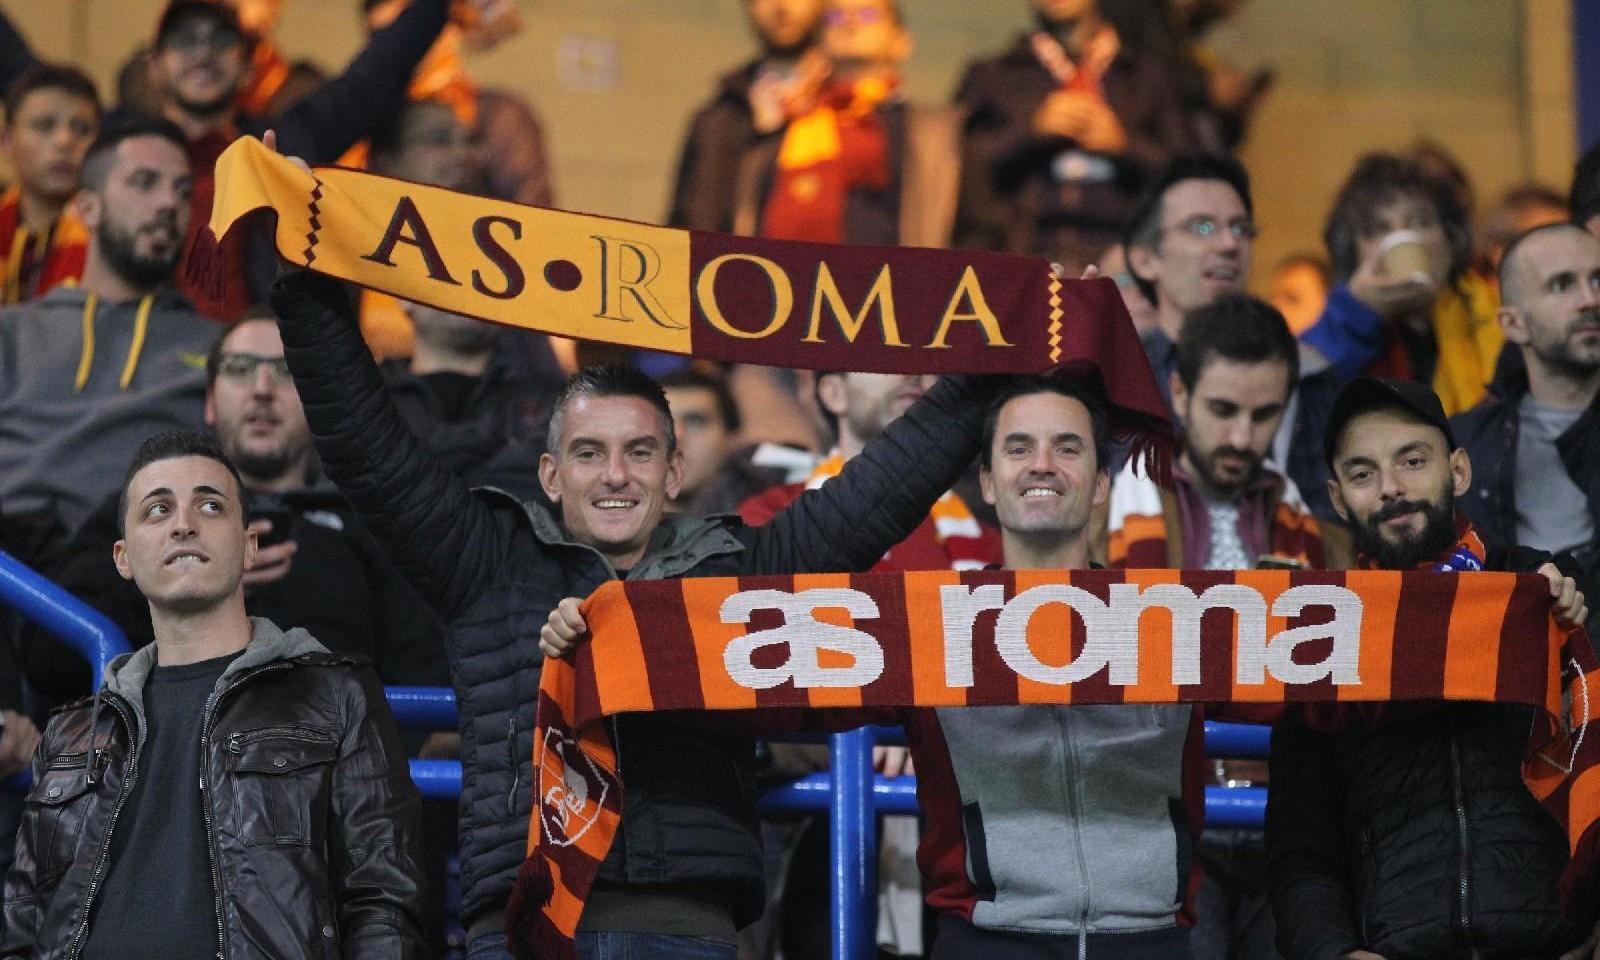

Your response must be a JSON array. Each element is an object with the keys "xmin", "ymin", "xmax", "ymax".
[
  {"xmin": 272, "ymin": 0, "xmax": 448, "ymax": 164},
  {"xmin": 0, "ymin": 724, "xmax": 57, "ymax": 958},
  {"xmin": 1300, "ymin": 285, "xmax": 1386, "ymax": 383},
  {"xmin": 742, "ymin": 375, "xmax": 998, "ymax": 575},
  {"xmin": 330, "ymin": 665, "xmax": 428, "ymax": 959},
  {"xmin": 270, "ymin": 269, "xmax": 512, "ymax": 624},
  {"xmin": 1265, "ymin": 721, "xmax": 1362, "ymax": 960}
]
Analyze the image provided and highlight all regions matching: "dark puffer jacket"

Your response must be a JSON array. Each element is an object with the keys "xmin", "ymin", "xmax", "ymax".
[
  {"xmin": 0, "ymin": 619, "xmax": 427, "ymax": 960},
  {"xmin": 1268, "ymin": 701, "xmax": 1580, "ymax": 959},
  {"xmin": 269, "ymin": 271, "xmax": 1000, "ymax": 936}
]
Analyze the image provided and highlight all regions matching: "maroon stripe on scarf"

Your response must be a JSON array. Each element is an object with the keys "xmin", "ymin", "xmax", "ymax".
[
  {"xmin": 856, "ymin": 571, "xmax": 916, "ymax": 708},
  {"xmin": 635, "ymin": 580, "xmax": 707, "ymax": 710},
  {"xmin": 1392, "ymin": 571, "xmax": 1459, "ymax": 700}
]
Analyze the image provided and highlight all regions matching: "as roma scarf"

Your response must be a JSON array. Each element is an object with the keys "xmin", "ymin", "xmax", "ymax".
[
  {"xmin": 201, "ymin": 136, "xmax": 1170, "ymax": 461},
  {"xmin": 514, "ymin": 568, "xmax": 1600, "ymax": 959}
]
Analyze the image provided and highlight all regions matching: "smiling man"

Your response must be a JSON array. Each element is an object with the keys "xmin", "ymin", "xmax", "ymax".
[
  {"xmin": 1123, "ymin": 155, "xmax": 1256, "ymax": 412},
  {"xmin": 1267, "ymin": 377, "xmax": 1593, "ymax": 960},
  {"xmin": 0, "ymin": 114, "xmax": 214, "ymax": 534},
  {"xmin": 0, "ymin": 430, "xmax": 426, "ymax": 960},
  {"xmin": 268, "ymin": 266, "xmax": 1005, "ymax": 960}
]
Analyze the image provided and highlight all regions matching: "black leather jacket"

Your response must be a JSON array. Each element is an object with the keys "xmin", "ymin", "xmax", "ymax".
[{"xmin": 0, "ymin": 619, "xmax": 427, "ymax": 960}]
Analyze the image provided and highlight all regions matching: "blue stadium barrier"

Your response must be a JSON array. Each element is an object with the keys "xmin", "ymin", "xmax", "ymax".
[{"xmin": 0, "ymin": 549, "xmax": 1272, "ymax": 960}]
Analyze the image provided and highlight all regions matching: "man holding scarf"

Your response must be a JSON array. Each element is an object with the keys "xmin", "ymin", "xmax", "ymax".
[{"xmin": 1266, "ymin": 377, "xmax": 1593, "ymax": 960}]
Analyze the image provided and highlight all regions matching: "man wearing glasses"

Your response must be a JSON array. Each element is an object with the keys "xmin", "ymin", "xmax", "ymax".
[{"xmin": 1122, "ymin": 154, "xmax": 1259, "ymax": 413}]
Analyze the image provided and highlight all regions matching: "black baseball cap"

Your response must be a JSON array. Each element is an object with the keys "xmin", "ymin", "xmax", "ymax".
[
  {"xmin": 1323, "ymin": 376, "xmax": 1456, "ymax": 470},
  {"xmin": 155, "ymin": 0, "xmax": 246, "ymax": 46}
]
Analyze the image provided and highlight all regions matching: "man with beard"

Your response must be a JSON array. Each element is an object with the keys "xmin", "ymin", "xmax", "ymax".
[
  {"xmin": 0, "ymin": 115, "xmax": 212, "ymax": 534},
  {"xmin": 147, "ymin": 0, "xmax": 448, "ymax": 319},
  {"xmin": 1266, "ymin": 376, "xmax": 1595, "ymax": 960},
  {"xmin": 1104, "ymin": 295, "xmax": 1349, "ymax": 960},
  {"xmin": 26, "ymin": 311, "xmax": 448, "ymax": 705},
  {"xmin": 1454, "ymin": 223, "xmax": 1600, "ymax": 636},
  {"xmin": 0, "ymin": 63, "xmax": 100, "ymax": 304},
  {"xmin": 667, "ymin": 0, "xmax": 825, "ymax": 232}
]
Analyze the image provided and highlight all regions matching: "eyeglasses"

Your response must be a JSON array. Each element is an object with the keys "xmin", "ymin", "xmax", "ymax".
[
  {"xmin": 215, "ymin": 353, "xmax": 291, "ymax": 383},
  {"xmin": 1160, "ymin": 215, "xmax": 1260, "ymax": 242},
  {"xmin": 824, "ymin": 7, "xmax": 888, "ymax": 27},
  {"xmin": 160, "ymin": 26, "xmax": 243, "ymax": 54}
]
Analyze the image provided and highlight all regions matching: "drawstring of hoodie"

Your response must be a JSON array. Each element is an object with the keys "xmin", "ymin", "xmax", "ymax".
[{"xmin": 75, "ymin": 292, "xmax": 154, "ymax": 392}]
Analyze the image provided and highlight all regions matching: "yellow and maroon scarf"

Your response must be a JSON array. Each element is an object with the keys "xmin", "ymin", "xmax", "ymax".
[
  {"xmin": 512, "ymin": 567, "xmax": 1600, "ymax": 959},
  {"xmin": 203, "ymin": 135, "xmax": 1174, "ymax": 462},
  {"xmin": 760, "ymin": 76, "xmax": 896, "ymax": 245}
]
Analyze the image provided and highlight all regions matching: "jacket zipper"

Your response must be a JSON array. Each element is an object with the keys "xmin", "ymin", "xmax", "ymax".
[
  {"xmin": 1056, "ymin": 711, "xmax": 1092, "ymax": 960},
  {"xmin": 506, "ymin": 715, "xmax": 518, "ymax": 815},
  {"xmin": 66, "ymin": 696, "xmax": 139, "ymax": 960},
  {"xmin": 1449, "ymin": 733, "xmax": 1479, "ymax": 960},
  {"xmin": 226, "ymin": 726, "xmax": 334, "ymax": 752},
  {"xmin": 201, "ymin": 660, "xmax": 294, "ymax": 960}
]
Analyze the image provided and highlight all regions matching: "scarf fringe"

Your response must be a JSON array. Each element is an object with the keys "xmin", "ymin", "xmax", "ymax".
[
  {"xmin": 182, "ymin": 225, "xmax": 228, "ymax": 308},
  {"xmin": 506, "ymin": 853, "xmax": 562, "ymax": 960}
]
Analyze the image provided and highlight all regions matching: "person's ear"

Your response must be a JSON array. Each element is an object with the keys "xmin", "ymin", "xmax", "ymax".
[
  {"xmin": 1449, "ymin": 447, "xmax": 1472, "ymax": 498},
  {"xmin": 1169, "ymin": 370, "xmax": 1188, "ymax": 415},
  {"xmin": 1328, "ymin": 478, "xmax": 1350, "ymax": 523},
  {"xmin": 242, "ymin": 524, "xmax": 258, "ymax": 571},
  {"xmin": 1127, "ymin": 242, "xmax": 1160, "ymax": 291},
  {"xmin": 538, "ymin": 451, "xmax": 562, "ymax": 504},
  {"xmin": 664, "ymin": 448, "xmax": 685, "ymax": 501},
  {"xmin": 889, "ymin": 27, "xmax": 913, "ymax": 63},
  {"xmin": 1092, "ymin": 468, "xmax": 1110, "ymax": 507},
  {"xmin": 817, "ymin": 373, "xmax": 848, "ymax": 420},
  {"xmin": 112, "ymin": 538, "xmax": 133, "ymax": 582},
  {"xmin": 979, "ymin": 464, "xmax": 996, "ymax": 506},
  {"xmin": 1496, "ymin": 306, "xmax": 1531, "ymax": 346},
  {"xmin": 73, "ymin": 189, "xmax": 101, "ymax": 232}
]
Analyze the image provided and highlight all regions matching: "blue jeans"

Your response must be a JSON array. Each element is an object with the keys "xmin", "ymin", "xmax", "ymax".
[{"xmin": 465, "ymin": 931, "xmax": 737, "ymax": 960}]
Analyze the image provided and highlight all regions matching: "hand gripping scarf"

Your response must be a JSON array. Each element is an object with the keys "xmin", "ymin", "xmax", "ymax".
[
  {"xmin": 518, "ymin": 568, "xmax": 1600, "ymax": 959},
  {"xmin": 202, "ymin": 135, "xmax": 1172, "ymax": 469}
]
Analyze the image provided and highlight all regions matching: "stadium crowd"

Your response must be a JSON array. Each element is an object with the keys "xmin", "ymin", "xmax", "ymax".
[{"xmin": 0, "ymin": 0, "xmax": 1597, "ymax": 958}]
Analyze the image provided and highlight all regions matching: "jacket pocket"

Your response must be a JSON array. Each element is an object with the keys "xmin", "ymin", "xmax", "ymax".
[
  {"xmin": 24, "ymin": 759, "xmax": 97, "ymax": 880},
  {"xmin": 225, "ymin": 726, "xmax": 338, "ymax": 846}
]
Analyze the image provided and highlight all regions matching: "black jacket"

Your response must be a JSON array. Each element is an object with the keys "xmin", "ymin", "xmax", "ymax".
[
  {"xmin": 0, "ymin": 619, "xmax": 427, "ymax": 960},
  {"xmin": 269, "ymin": 270, "xmax": 999, "ymax": 933},
  {"xmin": 1266, "ymin": 545, "xmax": 1582, "ymax": 960},
  {"xmin": 666, "ymin": 61, "xmax": 764, "ymax": 232},
  {"xmin": 21, "ymin": 486, "xmax": 448, "ymax": 708},
  {"xmin": 1452, "ymin": 360, "xmax": 1600, "ymax": 636}
]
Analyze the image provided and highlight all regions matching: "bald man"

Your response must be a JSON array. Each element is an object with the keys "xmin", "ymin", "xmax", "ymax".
[{"xmin": 1454, "ymin": 222, "xmax": 1600, "ymax": 632}]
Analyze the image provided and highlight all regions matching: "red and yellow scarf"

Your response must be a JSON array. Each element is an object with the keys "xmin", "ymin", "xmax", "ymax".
[
  {"xmin": 513, "ymin": 566, "xmax": 1600, "ymax": 958},
  {"xmin": 0, "ymin": 187, "xmax": 88, "ymax": 305},
  {"xmin": 760, "ymin": 76, "xmax": 897, "ymax": 245}
]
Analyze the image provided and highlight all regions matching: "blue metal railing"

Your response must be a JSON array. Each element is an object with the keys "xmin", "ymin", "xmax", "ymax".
[{"xmin": 0, "ymin": 549, "xmax": 1270, "ymax": 960}]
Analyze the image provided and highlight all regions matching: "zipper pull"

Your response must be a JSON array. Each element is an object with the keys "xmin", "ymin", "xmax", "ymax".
[{"xmin": 227, "ymin": 732, "xmax": 242, "ymax": 754}]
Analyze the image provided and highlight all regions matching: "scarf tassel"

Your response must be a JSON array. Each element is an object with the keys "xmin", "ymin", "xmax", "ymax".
[
  {"xmin": 182, "ymin": 225, "xmax": 228, "ymax": 308},
  {"xmin": 506, "ymin": 853, "xmax": 568, "ymax": 960}
]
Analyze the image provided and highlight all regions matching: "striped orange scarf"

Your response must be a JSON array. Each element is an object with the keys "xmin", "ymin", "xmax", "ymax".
[
  {"xmin": 804, "ymin": 453, "xmax": 995, "ymax": 571},
  {"xmin": 512, "ymin": 568, "xmax": 1600, "ymax": 958},
  {"xmin": 0, "ymin": 187, "xmax": 88, "ymax": 305}
]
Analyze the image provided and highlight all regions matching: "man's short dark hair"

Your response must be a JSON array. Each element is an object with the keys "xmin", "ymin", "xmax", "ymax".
[
  {"xmin": 1121, "ymin": 154, "xmax": 1254, "ymax": 306},
  {"xmin": 1174, "ymin": 294, "xmax": 1299, "ymax": 393},
  {"xmin": 118, "ymin": 431, "xmax": 249, "ymax": 536},
  {"xmin": 4, "ymin": 63, "xmax": 101, "ymax": 127},
  {"xmin": 980, "ymin": 374, "xmax": 1110, "ymax": 473},
  {"xmin": 1496, "ymin": 221, "xmax": 1594, "ymax": 309},
  {"xmin": 205, "ymin": 306, "xmax": 278, "ymax": 386},
  {"xmin": 79, "ymin": 111, "xmax": 190, "ymax": 193},
  {"xmin": 1322, "ymin": 152, "xmax": 1472, "ymax": 286},
  {"xmin": 1573, "ymin": 141, "xmax": 1600, "ymax": 227},
  {"xmin": 658, "ymin": 367, "xmax": 741, "ymax": 434},
  {"xmin": 547, "ymin": 364, "xmax": 676, "ymax": 457}
]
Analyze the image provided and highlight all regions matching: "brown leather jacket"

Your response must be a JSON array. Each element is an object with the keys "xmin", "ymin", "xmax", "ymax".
[{"xmin": 0, "ymin": 619, "xmax": 426, "ymax": 960}]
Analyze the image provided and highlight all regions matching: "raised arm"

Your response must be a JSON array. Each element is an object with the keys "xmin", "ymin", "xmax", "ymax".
[
  {"xmin": 269, "ymin": 269, "xmax": 510, "ymax": 623},
  {"xmin": 329, "ymin": 664, "xmax": 428, "ymax": 959},
  {"xmin": 744, "ymin": 374, "xmax": 999, "ymax": 575},
  {"xmin": 271, "ymin": 0, "xmax": 449, "ymax": 164}
]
